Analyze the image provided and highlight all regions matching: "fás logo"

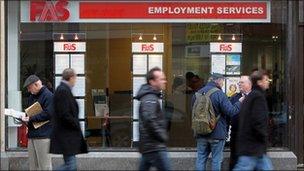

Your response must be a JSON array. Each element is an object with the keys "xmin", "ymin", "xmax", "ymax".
[{"xmin": 30, "ymin": 0, "xmax": 70, "ymax": 22}]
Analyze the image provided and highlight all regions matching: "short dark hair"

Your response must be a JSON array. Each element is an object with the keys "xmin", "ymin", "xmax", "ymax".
[
  {"xmin": 250, "ymin": 70, "xmax": 268, "ymax": 86},
  {"xmin": 62, "ymin": 68, "xmax": 76, "ymax": 81},
  {"xmin": 146, "ymin": 67, "xmax": 162, "ymax": 84}
]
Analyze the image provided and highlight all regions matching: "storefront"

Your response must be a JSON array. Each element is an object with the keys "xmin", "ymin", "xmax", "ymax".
[{"xmin": 1, "ymin": 0, "xmax": 303, "ymax": 170}]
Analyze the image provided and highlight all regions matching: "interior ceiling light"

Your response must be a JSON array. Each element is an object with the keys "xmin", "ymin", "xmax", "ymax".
[
  {"xmin": 60, "ymin": 34, "xmax": 64, "ymax": 40},
  {"xmin": 217, "ymin": 34, "xmax": 222, "ymax": 41},
  {"xmin": 139, "ymin": 34, "xmax": 143, "ymax": 40},
  {"xmin": 74, "ymin": 34, "xmax": 79, "ymax": 40},
  {"xmin": 153, "ymin": 34, "xmax": 157, "ymax": 41},
  {"xmin": 232, "ymin": 34, "xmax": 236, "ymax": 41}
]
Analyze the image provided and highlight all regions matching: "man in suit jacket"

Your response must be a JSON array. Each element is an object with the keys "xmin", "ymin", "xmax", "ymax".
[
  {"xmin": 228, "ymin": 75, "xmax": 252, "ymax": 171},
  {"xmin": 234, "ymin": 70, "xmax": 273, "ymax": 170},
  {"xmin": 50, "ymin": 68, "xmax": 88, "ymax": 171}
]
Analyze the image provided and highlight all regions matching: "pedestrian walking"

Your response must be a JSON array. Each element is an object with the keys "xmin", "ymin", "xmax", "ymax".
[
  {"xmin": 234, "ymin": 70, "xmax": 273, "ymax": 170},
  {"xmin": 228, "ymin": 75, "xmax": 252, "ymax": 171},
  {"xmin": 50, "ymin": 68, "xmax": 88, "ymax": 171},
  {"xmin": 193, "ymin": 73, "xmax": 244, "ymax": 171},
  {"xmin": 135, "ymin": 67, "xmax": 171, "ymax": 171},
  {"xmin": 21, "ymin": 75, "xmax": 53, "ymax": 170}
]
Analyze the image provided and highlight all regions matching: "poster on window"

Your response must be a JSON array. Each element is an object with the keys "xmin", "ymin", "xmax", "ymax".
[
  {"xmin": 148, "ymin": 54, "xmax": 163, "ymax": 70},
  {"xmin": 211, "ymin": 54, "xmax": 226, "ymax": 74},
  {"xmin": 133, "ymin": 121, "xmax": 139, "ymax": 141},
  {"xmin": 71, "ymin": 54, "xmax": 85, "ymax": 74},
  {"xmin": 226, "ymin": 77, "xmax": 240, "ymax": 97},
  {"xmin": 133, "ymin": 54, "xmax": 147, "ymax": 75},
  {"xmin": 77, "ymin": 99, "xmax": 85, "ymax": 119},
  {"xmin": 226, "ymin": 54, "xmax": 241, "ymax": 75},
  {"xmin": 133, "ymin": 77, "xmax": 146, "ymax": 97},
  {"xmin": 55, "ymin": 54, "xmax": 70, "ymax": 74},
  {"xmin": 72, "ymin": 76, "xmax": 85, "ymax": 96},
  {"xmin": 133, "ymin": 99, "xmax": 140, "ymax": 120}
]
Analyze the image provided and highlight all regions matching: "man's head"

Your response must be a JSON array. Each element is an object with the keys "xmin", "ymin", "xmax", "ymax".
[
  {"xmin": 210, "ymin": 73, "xmax": 225, "ymax": 88},
  {"xmin": 146, "ymin": 67, "xmax": 167, "ymax": 91},
  {"xmin": 250, "ymin": 70, "xmax": 270, "ymax": 90},
  {"xmin": 23, "ymin": 75, "xmax": 43, "ymax": 95},
  {"xmin": 239, "ymin": 75, "xmax": 252, "ymax": 94},
  {"xmin": 62, "ymin": 68, "xmax": 77, "ymax": 87}
]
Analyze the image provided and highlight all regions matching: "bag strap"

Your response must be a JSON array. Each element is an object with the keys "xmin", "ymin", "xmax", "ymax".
[
  {"xmin": 205, "ymin": 87, "xmax": 221, "ymax": 121},
  {"xmin": 205, "ymin": 87, "xmax": 219, "ymax": 97}
]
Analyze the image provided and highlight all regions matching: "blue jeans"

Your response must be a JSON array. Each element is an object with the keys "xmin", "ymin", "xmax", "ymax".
[
  {"xmin": 233, "ymin": 155, "xmax": 273, "ymax": 171},
  {"xmin": 139, "ymin": 150, "xmax": 171, "ymax": 171},
  {"xmin": 56, "ymin": 155, "xmax": 77, "ymax": 171},
  {"xmin": 196, "ymin": 138, "xmax": 225, "ymax": 171}
]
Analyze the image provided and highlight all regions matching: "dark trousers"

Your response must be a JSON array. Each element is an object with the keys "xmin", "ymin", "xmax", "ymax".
[
  {"xmin": 139, "ymin": 150, "xmax": 171, "ymax": 171},
  {"xmin": 229, "ymin": 134, "xmax": 238, "ymax": 171}
]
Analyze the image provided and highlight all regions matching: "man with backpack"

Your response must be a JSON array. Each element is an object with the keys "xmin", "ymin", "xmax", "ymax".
[{"xmin": 192, "ymin": 73, "xmax": 244, "ymax": 171}]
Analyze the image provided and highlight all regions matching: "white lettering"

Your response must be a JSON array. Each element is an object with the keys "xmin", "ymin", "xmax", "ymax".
[
  {"xmin": 148, "ymin": 7, "xmax": 154, "ymax": 14},
  {"xmin": 258, "ymin": 7, "xmax": 264, "ymax": 14}
]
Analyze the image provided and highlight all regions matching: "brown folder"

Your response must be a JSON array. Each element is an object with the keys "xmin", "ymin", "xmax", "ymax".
[{"xmin": 25, "ymin": 102, "xmax": 49, "ymax": 129}]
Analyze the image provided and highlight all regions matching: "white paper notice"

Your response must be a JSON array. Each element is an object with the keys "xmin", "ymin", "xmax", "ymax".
[
  {"xmin": 80, "ymin": 121, "xmax": 85, "ymax": 137},
  {"xmin": 211, "ymin": 54, "xmax": 226, "ymax": 74},
  {"xmin": 133, "ymin": 77, "xmax": 146, "ymax": 97},
  {"xmin": 133, "ymin": 99, "xmax": 140, "ymax": 120},
  {"xmin": 72, "ymin": 76, "xmax": 85, "ymax": 96},
  {"xmin": 148, "ymin": 54, "xmax": 163, "ymax": 70},
  {"xmin": 133, "ymin": 121, "xmax": 139, "ymax": 141},
  {"xmin": 55, "ymin": 76, "xmax": 62, "ymax": 89},
  {"xmin": 77, "ymin": 99, "xmax": 85, "ymax": 119},
  {"xmin": 71, "ymin": 54, "xmax": 85, "ymax": 74},
  {"xmin": 133, "ymin": 54, "xmax": 147, "ymax": 75},
  {"xmin": 55, "ymin": 54, "xmax": 70, "ymax": 74}
]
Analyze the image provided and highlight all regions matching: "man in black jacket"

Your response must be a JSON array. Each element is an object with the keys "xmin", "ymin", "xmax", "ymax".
[
  {"xmin": 234, "ymin": 70, "xmax": 273, "ymax": 170},
  {"xmin": 21, "ymin": 75, "xmax": 53, "ymax": 170},
  {"xmin": 228, "ymin": 75, "xmax": 252, "ymax": 171},
  {"xmin": 50, "ymin": 68, "xmax": 88, "ymax": 171},
  {"xmin": 135, "ymin": 67, "xmax": 170, "ymax": 171}
]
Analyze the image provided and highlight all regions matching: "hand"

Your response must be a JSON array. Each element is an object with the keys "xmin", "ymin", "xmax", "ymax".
[{"xmin": 21, "ymin": 116, "xmax": 29, "ymax": 122}]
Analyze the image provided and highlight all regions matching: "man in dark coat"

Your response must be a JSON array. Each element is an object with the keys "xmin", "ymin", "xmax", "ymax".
[
  {"xmin": 135, "ymin": 67, "xmax": 170, "ymax": 171},
  {"xmin": 21, "ymin": 75, "xmax": 53, "ymax": 170},
  {"xmin": 50, "ymin": 68, "xmax": 88, "ymax": 171},
  {"xmin": 234, "ymin": 70, "xmax": 273, "ymax": 170},
  {"xmin": 228, "ymin": 75, "xmax": 252, "ymax": 171}
]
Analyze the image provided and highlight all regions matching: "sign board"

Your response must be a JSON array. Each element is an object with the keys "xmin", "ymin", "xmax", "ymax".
[
  {"xmin": 21, "ymin": 1, "xmax": 271, "ymax": 23},
  {"xmin": 54, "ymin": 42, "xmax": 86, "ymax": 52},
  {"xmin": 132, "ymin": 43, "xmax": 164, "ymax": 53},
  {"xmin": 210, "ymin": 42, "xmax": 242, "ymax": 53}
]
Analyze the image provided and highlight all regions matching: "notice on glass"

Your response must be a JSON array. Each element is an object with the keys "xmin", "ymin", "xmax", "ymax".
[
  {"xmin": 77, "ymin": 99, "xmax": 85, "ymax": 119},
  {"xmin": 148, "ymin": 54, "xmax": 163, "ymax": 70},
  {"xmin": 133, "ymin": 121, "xmax": 139, "ymax": 141},
  {"xmin": 133, "ymin": 77, "xmax": 146, "ymax": 97},
  {"xmin": 55, "ymin": 76, "xmax": 62, "ymax": 89},
  {"xmin": 226, "ymin": 77, "xmax": 240, "ymax": 97},
  {"xmin": 80, "ymin": 121, "xmax": 85, "ymax": 137},
  {"xmin": 71, "ymin": 54, "xmax": 85, "ymax": 74},
  {"xmin": 55, "ymin": 54, "xmax": 69, "ymax": 74},
  {"xmin": 133, "ymin": 54, "xmax": 147, "ymax": 75},
  {"xmin": 211, "ymin": 54, "xmax": 225, "ymax": 74},
  {"xmin": 226, "ymin": 54, "xmax": 241, "ymax": 75},
  {"xmin": 72, "ymin": 76, "xmax": 85, "ymax": 96},
  {"xmin": 133, "ymin": 99, "xmax": 140, "ymax": 120}
]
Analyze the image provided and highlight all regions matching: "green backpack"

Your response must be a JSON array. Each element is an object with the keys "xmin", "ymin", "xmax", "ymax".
[{"xmin": 192, "ymin": 88, "xmax": 220, "ymax": 135}]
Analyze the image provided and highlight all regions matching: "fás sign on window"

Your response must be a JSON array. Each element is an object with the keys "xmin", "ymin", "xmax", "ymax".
[{"xmin": 30, "ymin": 0, "xmax": 70, "ymax": 22}]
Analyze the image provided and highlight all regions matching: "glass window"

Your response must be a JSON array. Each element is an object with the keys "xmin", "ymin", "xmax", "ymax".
[{"xmin": 6, "ymin": 0, "xmax": 289, "ymax": 150}]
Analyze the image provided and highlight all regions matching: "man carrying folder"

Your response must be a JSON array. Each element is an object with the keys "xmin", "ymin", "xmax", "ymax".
[{"xmin": 21, "ymin": 75, "xmax": 53, "ymax": 170}]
